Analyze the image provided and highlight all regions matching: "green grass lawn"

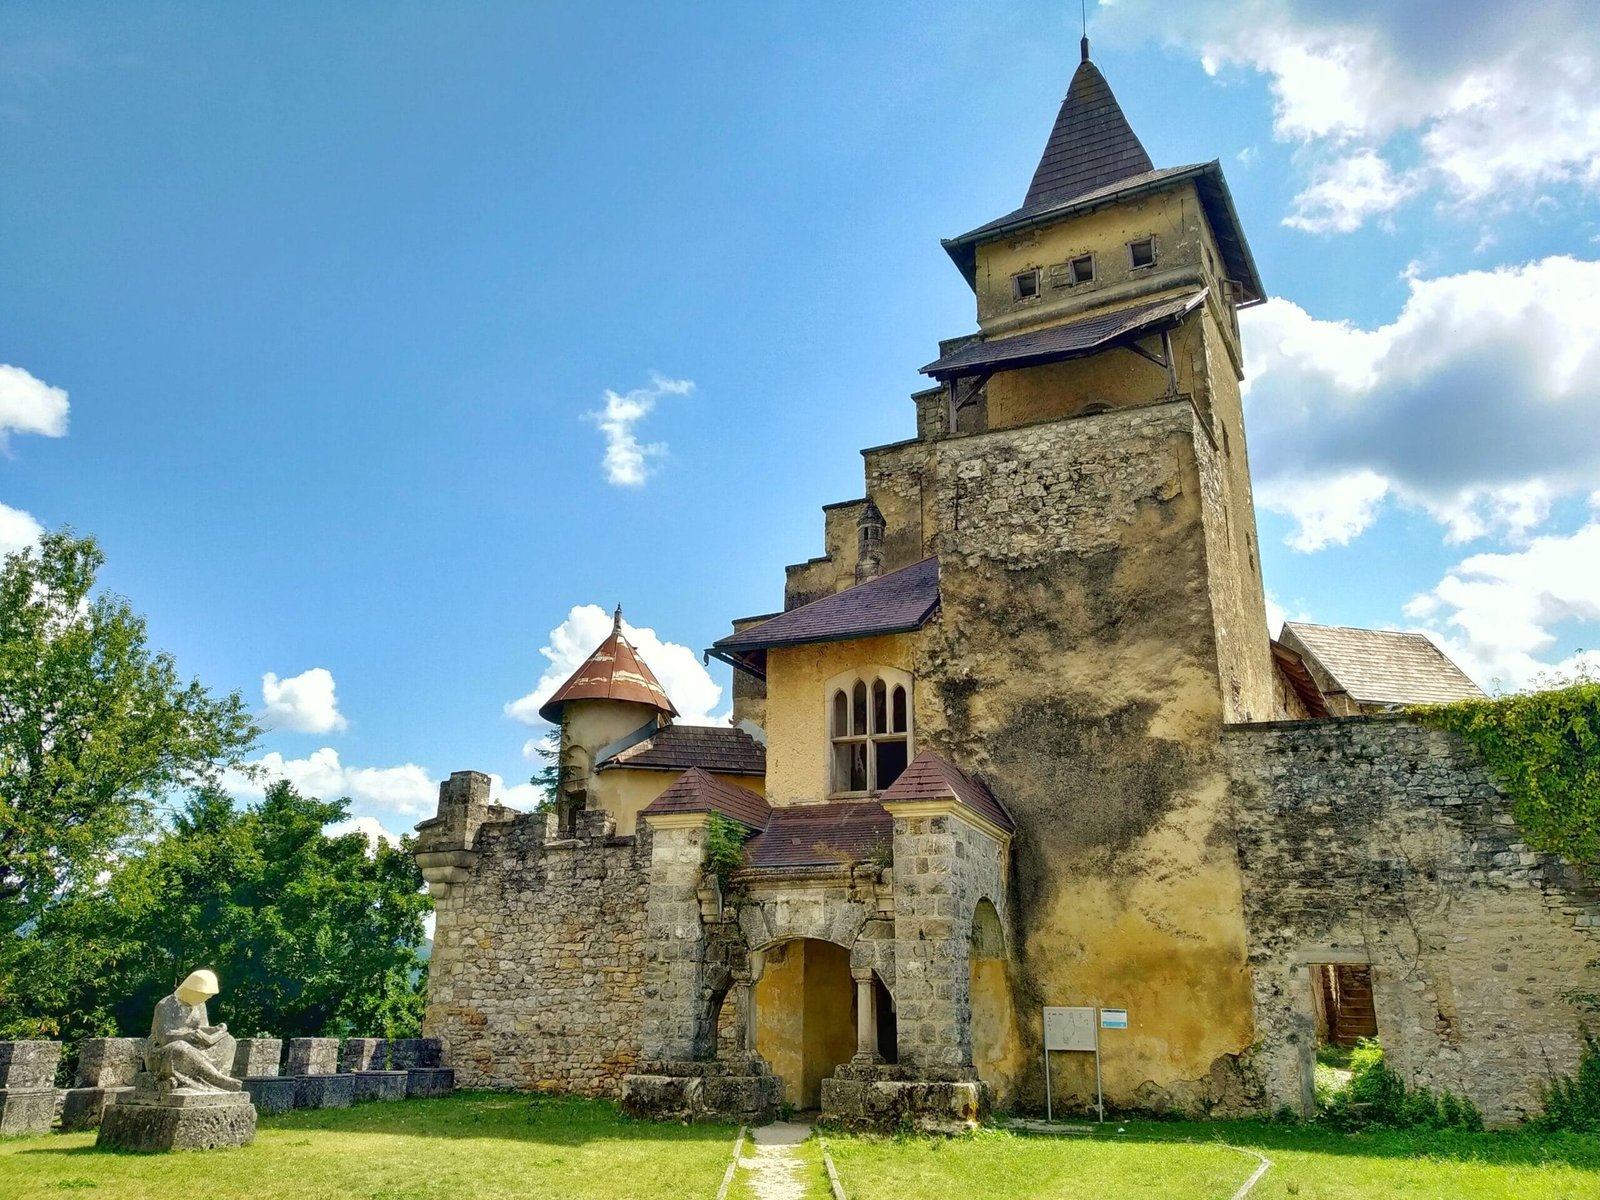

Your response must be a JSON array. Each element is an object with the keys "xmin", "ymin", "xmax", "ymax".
[
  {"xmin": 0, "ymin": 1093, "xmax": 736, "ymax": 1200},
  {"xmin": 6, "ymin": 1095, "xmax": 1598, "ymax": 1200},
  {"xmin": 825, "ymin": 1120, "xmax": 1600, "ymax": 1200}
]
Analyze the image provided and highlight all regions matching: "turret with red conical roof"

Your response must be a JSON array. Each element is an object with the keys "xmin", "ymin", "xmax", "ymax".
[{"xmin": 538, "ymin": 606, "xmax": 678, "ymax": 725}]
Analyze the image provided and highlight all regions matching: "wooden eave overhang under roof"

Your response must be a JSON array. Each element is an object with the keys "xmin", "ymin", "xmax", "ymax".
[{"xmin": 920, "ymin": 288, "xmax": 1207, "ymax": 382}]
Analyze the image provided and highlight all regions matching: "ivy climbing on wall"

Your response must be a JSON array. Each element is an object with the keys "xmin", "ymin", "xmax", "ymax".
[{"xmin": 1414, "ymin": 673, "xmax": 1600, "ymax": 867}]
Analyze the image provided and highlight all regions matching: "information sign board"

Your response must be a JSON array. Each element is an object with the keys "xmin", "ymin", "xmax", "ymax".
[
  {"xmin": 1100, "ymin": 1008, "xmax": 1129, "ymax": 1030},
  {"xmin": 1043, "ymin": 1006, "xmax": 1097, "ymax": 1052}
]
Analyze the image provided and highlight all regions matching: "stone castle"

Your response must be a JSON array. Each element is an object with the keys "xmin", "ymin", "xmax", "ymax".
[{"xmin": 414, "ymin": 42, "xmax": 1600, "ymax": 1127}]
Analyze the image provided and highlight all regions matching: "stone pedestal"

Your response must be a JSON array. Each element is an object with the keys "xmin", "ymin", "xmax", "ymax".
[
  {"xmin": 232, "ymin": 1039, "xmax": 283, "ymax": 1078},
  {"xmin": 340, "ymin": 1038, "xmax": 386, "ymax": 1072},
  {"xmin": 621, "ymin": 1059, "xmax": 781, "ymax": 1124},
  {"xmin": 285, "ymin": 1038, "xmax": 340, "ymax": 1076},
  {"xmin": 294, "ymin": 1074, "xmax": 356, "ymax": 1109},
  {"xmin": 242, "ymin": 1076, "xmax": 297, "ymax": 1115},
  {"xmin": 60, "ymin": 1086, "xmax": 133, "ymax": 1132},
  {"xmin": 97, "ymin": 1089, "xmax": 256, "ymax": 1152},
  {"xmin": 404, "ymin": 1067, "xmax": 455, "ymax": 1098},
  {"xmin": 0, "ymin": 1040, "xmax": 62, "ymax": 1088},
  {"xmin": 353, "ymin": 1070, "xmax": 408, "ymax": 1102},
  {"xmin": 0, "ymin": 1088, "xmax": 57, "ymax": 1135}
]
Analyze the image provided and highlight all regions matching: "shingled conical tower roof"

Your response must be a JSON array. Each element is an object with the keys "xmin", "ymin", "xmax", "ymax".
[
  {"xmin": 537, "ymin": 606, "xmax": 678, "ymax": 724},
  {"xmin": 1022, "ymin": 38, "xmax": 1153, "ymax": 211}
]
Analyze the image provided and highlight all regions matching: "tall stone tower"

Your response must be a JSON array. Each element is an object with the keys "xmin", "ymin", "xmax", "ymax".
[{"xmin": 733, "ymin": 39, "xmax": 1279, "ymax": 1110}]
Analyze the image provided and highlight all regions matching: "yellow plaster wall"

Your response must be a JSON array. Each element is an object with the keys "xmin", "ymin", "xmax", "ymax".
[
  {"xmin": 561, "ymin": 701, "xmax": 660, "ymax": 780},
  {"xmin": 969, "ymin": 958, "xmax": 1024, "ymax": 1102},
  {"xmin": 974, "ymin": 183, "xmax": 1216, "ymax": 332},
  {"xmin": 593, "ymin": 767, "xmax": 765, "ymax": 835},
  {"xmin": 755, "ymin": 939, "xmax": 857, "ymax": 1107},
  {"xmin": 984, "ymin": 315, "xmax": 1205, "ymax": 430},
  {"xmin": 763, "ymin": 634, "xmax": 918, "ymax": 807}
]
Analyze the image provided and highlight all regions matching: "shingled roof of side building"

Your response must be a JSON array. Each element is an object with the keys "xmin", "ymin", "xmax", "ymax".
[
  {"xmin": 878, "ymin": 751, "xmax": 1014, "ymax": 833},
  {"xmin": 597, "ymin": 723, "xmax": 766, "ymax": 777},
  {"xmin": 709, "ymin": 557, "xmax": 940, "ymax": 680},
  {"xmin": 1279, "ymin": 622, "xmax": 1488, "ymax": 709},
  {"xmin": 639, "ymin": 768, "xmax": 771, "ymax": 832}
]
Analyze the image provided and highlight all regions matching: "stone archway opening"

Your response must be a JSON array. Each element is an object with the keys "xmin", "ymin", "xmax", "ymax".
[
  {"xmin": 969, "ymin": 898, "xmax": 1022, "ymax": 1105},
  {"xmin": 754, "ymin": 938, "xmax": 857, "ymax": 1109},
  {"xmin": 713, "ymin": 986, "xmax": 742, "ymax": 1059}
]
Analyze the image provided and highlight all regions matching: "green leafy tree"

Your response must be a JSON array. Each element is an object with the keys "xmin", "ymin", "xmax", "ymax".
[
  {"xmin": 529, "ymin": 734, "xmax": 561, "ymax": 811},
  {"xmin": 0, "ymin": 530, "xmax": 258, "ymax": 936},
  {"xmin": 13, "ymin": 782, "xmax": 430, "ymax": 1044}
]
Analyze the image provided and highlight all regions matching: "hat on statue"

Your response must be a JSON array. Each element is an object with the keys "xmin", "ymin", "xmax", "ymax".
[{"xmin": 176, "ymin": 968, "xmax": 220, "ymax": 1002}]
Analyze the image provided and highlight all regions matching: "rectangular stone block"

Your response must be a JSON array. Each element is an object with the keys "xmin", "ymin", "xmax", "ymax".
[
  {"xmin": 294, "ymin": 1074, "xmax": 356, "ymax": 1109},
  {"xmin": 285, "ymin": 1038, "xmax": 339, "ymax": 1076},
  {"xmin": 404, "ymin": 1067, "xmax": 454, "ymax": 1098},
  {"xmin": 340, "ymin": 1038, "xmax": 386, "ymax": 1072},
  {"xmin": 0, "ymin": 1087, "xmax": 57, "ymax": 1135},
  {"xmin": 0, "ymin": 1040, "xmax": 62, "ymax": 1089},
  {"xmin": 387, "ymin": 1038, "xmax": 442, "ymax": 1069},
  {"xmin": 242, "ymin": 1076, "xmax": 297, "ymax": 1115},
  {"xmin": 352, "ymin": 1070, "xmax": 408, "ymax": 1102},
  {"xmin": 60, "ymin": 1085, "xmax": 132, "ymax": 1132},
  {"xmin": 232, "ymin": 1039, "xmax": 283, "ymax": 1079},
  {"xmin": 76, "ymin": 1038, "xmax": 147, "ymax": 1088}
]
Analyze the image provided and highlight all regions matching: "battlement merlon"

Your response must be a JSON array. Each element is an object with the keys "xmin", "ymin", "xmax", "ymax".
[{"xmin": 414, "ymin": 770, "xmax": 515, "ymax": 894}]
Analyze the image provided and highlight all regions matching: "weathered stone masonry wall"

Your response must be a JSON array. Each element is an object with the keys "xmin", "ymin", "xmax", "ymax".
[
  {"xmin": 1227, "ymin": 715, "xmax": 1600, "ymax": 1125},
  {"xmin": 423, "ymin": 813, "xmax": 649, "ymax": 1094}
]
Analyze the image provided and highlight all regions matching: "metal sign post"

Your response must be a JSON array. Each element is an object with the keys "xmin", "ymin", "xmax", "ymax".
[{"xmin": 1042, "ymin": 1007, "xmax": 1102, "ymax": 1123}]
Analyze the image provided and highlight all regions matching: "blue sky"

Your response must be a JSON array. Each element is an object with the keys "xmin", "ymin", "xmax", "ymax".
[{"xmin": 4, "ymin": 1, "xmax": 1598, "ymax": 842}]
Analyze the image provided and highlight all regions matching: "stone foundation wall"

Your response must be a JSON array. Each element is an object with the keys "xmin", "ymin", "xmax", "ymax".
[
  {"xmin": 423, "ymin": 810, "xmax": 650, "ymax": 1093},
  {"xmin": 1227, "ymin": 715, "xmax": 1600, "ymax": 1125}
]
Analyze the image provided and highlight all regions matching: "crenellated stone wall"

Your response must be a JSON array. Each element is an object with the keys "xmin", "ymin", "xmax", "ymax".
[
  {"xmin": 1226, "ymin": 714, "xmax": 1600, "ymax": 1125},
  {"xmin": 422, "ymin": 801, "xmax": 650, "ymax": 1094}
]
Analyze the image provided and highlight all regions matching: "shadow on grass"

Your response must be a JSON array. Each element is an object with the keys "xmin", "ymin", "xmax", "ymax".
[
  {"xmin": 13, "ymin": 1092, "xmax": 736, "ymax": 1158},
  {"xmin": 1075, "ymin": 1119, "xmax": 1600, "ymax": 1174}
]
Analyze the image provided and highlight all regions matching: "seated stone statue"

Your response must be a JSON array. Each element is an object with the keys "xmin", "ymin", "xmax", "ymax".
[{"xmin": 145, "ymin": 968, "xmax": 241, "ymax": 1092}]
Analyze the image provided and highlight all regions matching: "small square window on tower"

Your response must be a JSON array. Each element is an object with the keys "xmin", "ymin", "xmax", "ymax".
[
  {"xmin": 1069, "ymin": 254, "xmax": 1095, "ymax": 285},
  {"xmin": 1129, "ymin": 237, "xmax": 1157, "ymax": 269},
  {"xmin": 1012, "ymin": 269, "xmax": 1041, "ymax": 301}
]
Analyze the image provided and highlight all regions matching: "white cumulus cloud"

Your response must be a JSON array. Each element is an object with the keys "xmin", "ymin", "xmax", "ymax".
[
  {"xmin": 225, "ymin": 748, "xmax": 437, "ymax": 819},
  {"xmin": 1405, "ymin": 513, "xmax": 1600, "ymax": 690},
  {"xmin": 326, "ymin": 815, "xmax": 400, "ymax": 852},
  {"xmin": 0, "ymin": 501, "xmax": 44, "ymax": 558},
  {"xmin": 226, "ymin": 753, "xmax": 541, "ymax": 838},
  {"xmin": 1242, "ymin": 256, "xmax": 1600, "ymax": 549},
  {"xmin": 586, "ymin": 374, "xmax": 693, "ymax": 487},
  {"xmin": 260, "ymin": 667, "xmax": 348, "ymax": 734},
  {"xmin": 1103, "ymin": 0, "xmax": 1600, "ymax": 230},
  {"xmin": 0, "ymin": 363, "xmax": 69, "ymax": 449},
  {"xmin": 505, "ymin": 603, "xmax": 725, "ymax": 731}
]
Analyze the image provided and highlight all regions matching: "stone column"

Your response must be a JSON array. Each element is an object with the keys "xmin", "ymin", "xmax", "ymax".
[
  {"xmin": 883, "ymin": 808, "xmax": 973, "ymax": 1071},
  {"xmin": 639, "ymin": 817, "xmax": 709, "ymax": 1064},
  {"xmin": 852, "ymin": 969, "xmax": 881, "ymax": 1063},
  {"xmin": 741, "ymin": 951, "xmax": 766, "ymax": 1056}
]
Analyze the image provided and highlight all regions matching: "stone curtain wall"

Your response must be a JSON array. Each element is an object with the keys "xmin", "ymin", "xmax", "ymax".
[
  {"xmin": 423, "ymin": 811, "xmax": 649, "ymax": 1093},
  {"xmin": 1227, "ymin": 715, "xmax": 1600, "ymax": 1125}
]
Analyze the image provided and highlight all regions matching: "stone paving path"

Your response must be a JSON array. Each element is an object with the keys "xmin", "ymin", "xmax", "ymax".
[{"xmin": 737, "ymin": 1120, "xmax": 816, "ymax": 1200}]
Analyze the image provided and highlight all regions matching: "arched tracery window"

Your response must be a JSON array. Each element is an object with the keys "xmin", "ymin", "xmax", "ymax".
[{"xmin": 828, "ymin": 669, "xmax": 911, "ymax": 795}]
